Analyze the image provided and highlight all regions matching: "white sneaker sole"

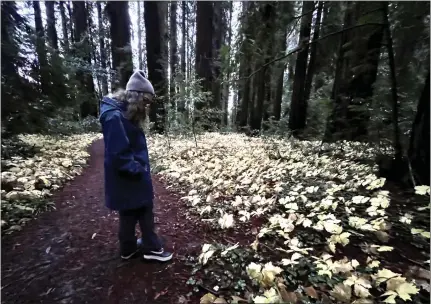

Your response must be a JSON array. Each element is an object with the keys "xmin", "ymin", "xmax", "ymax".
[{"xmin": 143, "ymin": 253, "xmax": 173, "ymax": 262}]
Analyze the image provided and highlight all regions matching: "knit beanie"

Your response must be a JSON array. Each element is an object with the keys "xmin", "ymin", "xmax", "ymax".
[{"xmin": 125, "ymin": 70, "xmax": 155, "ymax": 95}]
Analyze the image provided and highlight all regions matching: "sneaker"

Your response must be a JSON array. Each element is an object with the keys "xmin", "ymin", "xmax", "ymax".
[
  {"xmin": 143, "ymin": 248, "xmax": 173, "ymax": 262},
  {"xmin": 121, "ymin": 249, "xmax": 139, "ymax": 261}
]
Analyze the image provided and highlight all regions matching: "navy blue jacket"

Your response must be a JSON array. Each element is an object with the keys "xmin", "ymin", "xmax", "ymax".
[{"xmin": 99, "ymin": 97, "xmax": 154, "ymax": 211}]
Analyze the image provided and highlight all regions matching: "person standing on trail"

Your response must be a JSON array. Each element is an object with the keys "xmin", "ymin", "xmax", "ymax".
[{"xmin": 99, "ymin": 70, "xmax": 173, "ymax": 262}]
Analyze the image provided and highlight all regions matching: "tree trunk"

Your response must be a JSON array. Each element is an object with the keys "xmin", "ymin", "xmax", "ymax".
[
  {"xmin": 210, "ymin": 1, "xmax": 224, "ymax": 128},
  {"xmin": 178, "ymin": 1, "xmax": 187, "ymax": 118},
  {"xmin": 303, "ymin": 1, "xmax": 323, "ymax": 104},
  {"xmin": 195, "ymin": 1, "xmax": 214, "ymax": 129},
  {"xmin": 408, "ymin": 70, "xmax": 430, "ymax": 186},
  {"xmin": 33, "ymin": 1, "xmax": 49, "ymax": 95},
  {"xmin": 59, "ymin": 1, "xmax": 70, "ymax": 52},
  {"xmin": 45, "ymin": 1, "xmax": 58, "ymax": 50},
  {"xmin": 106, "ymin": 2, "xmax": 134, "ymax": 90},
  {"xmin": 288, "ymin": 1, "xmax": 314, "ymax": 136},
  {"xmin": 144, "ymin": 1, "xmax": 168, "ymax": 134},
  {"xmin": 236, "ymin": 2, "xmax": 255, "ymax": 130},
  {"xmin": 170, "ymin": 1, "xmax": 178, "ymax": 111},
  {"xmin": 382, "ymin": 2, "xmax": 402, "ymax": 161},
  {"xmin": 195, "ymin": 2, "xmax": 213, "ymax": 87},
  {"xmin": 97, "ymin": 2, "xmax": 108, "ymax": 96},
  {"xmin": 67, "ymin": 1, "xmax": 74, "ymax": 43},
  {"xmin": 250, "ymin": 3, "xmax": 275, "ymax": 132},
  {"xmin": 73, "ymin": 1, "xmax": 97, "ymax": 118},
  {"xmin": 324, "ymin": 2, "xmax": 384, "ymax": 142},
  {"xmin": 222, "ymin": 1, "xmax": 233, "ymax": 127},
  {"xmin": 137, "ymin": 2, "xmax": 143, "ymax": 70}
]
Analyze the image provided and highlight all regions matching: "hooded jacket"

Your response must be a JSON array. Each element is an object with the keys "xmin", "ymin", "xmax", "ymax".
[{"xmin": 99, "ymin": 96, "xmax": 154, "ymax": 211}]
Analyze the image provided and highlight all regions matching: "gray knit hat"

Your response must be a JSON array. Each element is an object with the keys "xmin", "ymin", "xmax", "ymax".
[{"xmin": 126, "ymin": 70, "xmax": 155, "ymax": 95}]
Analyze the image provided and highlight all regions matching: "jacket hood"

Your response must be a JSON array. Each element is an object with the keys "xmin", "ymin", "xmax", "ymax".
[{"xmin": 99, "ymin": 96, "xmax": 125, "ymax": 123}]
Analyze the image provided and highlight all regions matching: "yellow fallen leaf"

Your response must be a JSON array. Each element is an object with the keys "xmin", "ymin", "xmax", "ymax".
[
  {"xmin": 200, "ymin": 293, "xmax": 217, "ymax": 304},
  {"xmin": 396, "ymin": 282, "xmax": 419, "ymax": 301},
  {"xmin": 330, "ymin": 283, "xmax": 352, "ymax": 302}
]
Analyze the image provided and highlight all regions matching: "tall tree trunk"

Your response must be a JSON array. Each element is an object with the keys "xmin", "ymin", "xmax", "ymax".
[
  {"xmin": 137, "ymin": 2, "xmax": 143, "ymax": 70},
  {"xmin": 314, "ymin": 2, "xmax": 343, "ymax": 92},
  {"xmin": 324, "ymin": 2, "xmax": 384, "ymax": 142},
  {"xmin": 97, "ymin": 2, "xmax": 108, "ymax": 96},
  {"xmin": 222, "ymin": 1, "xmax": 233, "ymax": 127},
  {"xmin": 195, "ymin": 1, "xmax": 214, "ymax": 129},
  {"xmin": 288, "ymin": 1, "xmax": 314, "ymax": 136},
  {"xmin": 236, "ymin": 2, "xmax": 256, "ymax": 130},
  {"xmin": 211, "ymin": 1, "xmax": 223, "ymax": 127},
  {"xmin": 178, "ymin": 1, "xmax": 187, "ymax": 118},
  {"xmin": 33, "ymin": 1, "xmax": 49, "ymax": 95},
  {"xmin": 73, "ymin": 1, "xmax": 97, "ymax": 118},
  {"xmin": 45, "ymin": 1, "xmax": 58, "ymax": 50},
  {"xmin": 144, "ymin": 1, "xmax": 168, "ymax": 134},
  {"xmin": 59, "ymin": 1, "xmax": 70, "ymax": 52},
  {"xmin": 170, "ymin": 1, "xmax": 178, "ymax": 111},
  {"xmin": 87, "ymin": 3, "xmax": 97, "ymax": 67},
  {"xmin": 250, "ymin": 3, "xmax": 275, "ymax": 132},
  {"xmin": 46, "ymin": 1, "xmax": 67, "ymax": 105},
  {"xmin": 67, "ymin": 1, "xmax": 74, "ymax": 43},
  {"xmin": 303, "ymin": 1, "xmax": 323, "ymax": 104},
  {"xmin": 382, "ymin": 2, "xmax": 402, "ymax": 161},
  {"xmin": 106, "ymin": 2, "xmax": 134, "ymax": 90},
  {"xmin": 408, "ymin": 70, "xmax": 430, "ymax": 185},
  {"xmin": 195, "ymin": 2, "xmax": 213, "ymax": 86}
]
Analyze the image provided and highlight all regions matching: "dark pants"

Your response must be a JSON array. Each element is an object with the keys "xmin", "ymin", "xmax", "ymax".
[{"xmin": 118, "ymin": 205, "xmax": 162, "ymax": 255}]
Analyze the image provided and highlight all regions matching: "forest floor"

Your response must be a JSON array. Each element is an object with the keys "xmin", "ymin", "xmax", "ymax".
[
  {"xmin": 1, "ymin": 134, "xmax": 430, "ymax": 304},
  {"xmin": 1, "ymin": 139, "xmax": 239, "ymax": 304}
]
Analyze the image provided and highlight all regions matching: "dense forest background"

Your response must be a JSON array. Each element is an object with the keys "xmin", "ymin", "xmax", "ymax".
[{"xmin": 1, "ymin": 1, "xmax": 430, "ymax": 185}]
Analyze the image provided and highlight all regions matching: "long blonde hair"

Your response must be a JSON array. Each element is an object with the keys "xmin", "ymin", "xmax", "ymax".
[{"xmin": 109, "ymin": 89, "xmax": 152, "ymax": 123}]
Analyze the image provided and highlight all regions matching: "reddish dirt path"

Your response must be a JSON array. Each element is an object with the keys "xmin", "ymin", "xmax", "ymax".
[{"xmin": 1, "ymin": 139, "xmax": 227, "ymax": 304}]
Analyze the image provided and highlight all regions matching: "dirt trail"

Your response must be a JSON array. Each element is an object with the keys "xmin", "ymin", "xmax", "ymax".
[{"xmin": 1, "ymin": 139, "xmax": 215, "ymax": 304}]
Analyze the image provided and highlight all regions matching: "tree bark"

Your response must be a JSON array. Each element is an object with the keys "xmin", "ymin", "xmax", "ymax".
[
  {"xmin": 97, "ymin": 2, "xmax": 108, "ymax": 96},
  {"xmin": 106, "ymin": 1, "xmax": 134, "ymax": 90},
  {"xmin": 178, "ymin": 1, "xmax": 187, "ymax": 117},
  {"xmin": 288, "ymin": 1, "xmax": 314, "ymax": 136},
  {"xmin": 236, "ymin": 2, "xmax": 255, "ymax": 130},
  {"xmin": 222, "ymin": 1, "xmax": 233, "ymax": 127},
  {"xmin": 144, "ymin": 1, "xmax": 168, "ymax": 134},
  {"xmin": 382, "ymin": 2, "xmax": 402, "ymax": 161},
  {"xmin": 73, "ymin": 1, "xmax": 97, "ymax": 117},
  {"xmin": 66, "ymin": 1, "xmax": 74, "ymax": 43},
  {"xmin": 250, "ymin": 3, "xmax": 275, "ymax": 132},
  {"xmin": 408, "ymin": 70, "xmax": 430, "ymax": 185},
  {"xmin": 323, "ymin": 2, "xmax": 384, "ymax": 142},
  {"xmin": 45, "ymin": 1, "xmax": 58, "ymax": 50},
  {"xmin": 303, "ymin": 1, "xmax": 323, "ymax": 104},
  {"xmin": 137, "ymin": 2, "xmax": 143, "ymax": 70},
  {"xmin": 33, "ymin": 1, "xmax": 49, "ymax": 95},
  {"xmin": 170, "ymin": 1, "xmax": 178, "ymax": 111},
  {"xmin": 59, "ymin": 1, "xmax": 70, "ymax": 52},
  {"xmin": 195, "ymin": 1, "xmax": 214, "ymax": 126}
]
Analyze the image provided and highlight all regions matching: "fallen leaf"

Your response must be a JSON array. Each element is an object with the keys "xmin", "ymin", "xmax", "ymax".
[
  {"xmin": 91, "ymin": 233, "xmax": 97, "ymax": 239},
  {"xmin": 304, "ymin": 286, "xmax": 319, "ymax": 299},
  {"xmin": 396, "ymin": 282, "xmax": 419, "ymax": 301},
  {"xmin": 330, "ymin": 283, "xmax": 351, "ymax": 302},
  {"xmin": 213, "ymin": 297, "xmax": 227, "ymax": 304},
  {"xmin": 278, "ymin": 283, "xmax": 297, "ymax": 303},
  {"xmin": 45, "ymin": 246, "xmax": 51, "ymax": 254},
  {"xmin": 230, "ymin": 295, "xmax": 248, "ymax": 304},
  {"xmin": 375, "ymin": 231, "xmax": 389, "ymax": 243},
  {"xmin": 200, "ymin": 293, "xmax": 216, "ymax": 304}
]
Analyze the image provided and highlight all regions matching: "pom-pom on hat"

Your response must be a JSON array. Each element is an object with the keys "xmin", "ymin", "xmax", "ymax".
[{"xmin": 126, "ymin": 70, "xmax": 155, "ymax": 95}]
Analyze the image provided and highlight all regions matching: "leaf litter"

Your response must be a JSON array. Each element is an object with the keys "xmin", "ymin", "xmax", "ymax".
[{"xmin": 149, "ymin": 133, "xmax": 430, "ymax": 303}]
